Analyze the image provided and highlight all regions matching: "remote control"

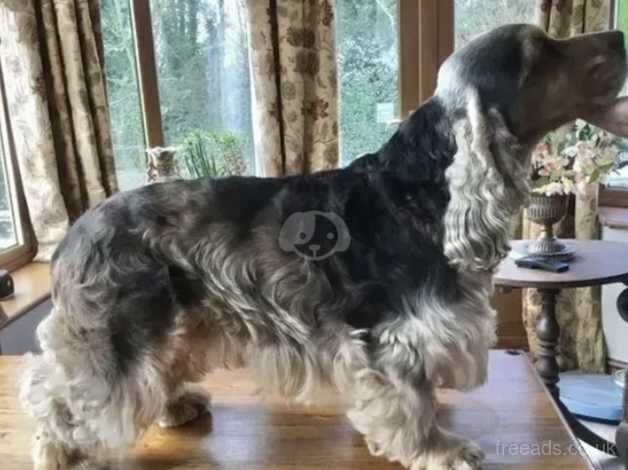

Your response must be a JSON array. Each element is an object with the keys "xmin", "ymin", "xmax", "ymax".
[{"xmin": 515, "ymin": 256, "xmax": 569, "ymax": 273}]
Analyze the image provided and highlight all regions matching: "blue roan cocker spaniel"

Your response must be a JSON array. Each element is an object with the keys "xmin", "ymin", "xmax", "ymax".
[{"xmin": 22, "ymin": 24, "xmax": 627, "ymax": 469}]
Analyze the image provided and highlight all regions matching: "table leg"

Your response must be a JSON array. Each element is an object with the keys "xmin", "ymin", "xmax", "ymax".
[
  {"xmin": 535, "ymin": 288, "xmax": 619, "ymax": 456},
  {"xmin": 536, "ymin": 288, "xmax": 560, "ymax": 400},
  {"xmin": 618, "ymin": 285, "xmax": 628, "ymax": 323}
]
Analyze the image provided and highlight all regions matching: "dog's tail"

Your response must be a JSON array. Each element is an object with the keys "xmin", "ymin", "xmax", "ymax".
[{"xmin": 20, "ymin": 306, "xmax": 169, "ymax": 468}]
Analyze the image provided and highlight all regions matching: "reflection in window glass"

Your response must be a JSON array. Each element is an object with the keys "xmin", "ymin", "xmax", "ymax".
[
  {"xmin": 336, "ymin": 0, "xmax": 399, "ymax": 165},
  {"xmin": 455, "ymin": 0, "xmax": 535, "ymax": 50},
  {"xmin": 100, "ymin": 0, "xmax": 146, "ymax": 190},
  {"xmin": 151, "ymin": 0, "xmax": 254, "ymax": 178}
]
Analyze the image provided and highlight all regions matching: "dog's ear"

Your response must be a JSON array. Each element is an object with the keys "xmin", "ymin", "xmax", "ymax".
[{"xmin": 444, "ymin": 89, "xmax": 529, "ymax": 271}]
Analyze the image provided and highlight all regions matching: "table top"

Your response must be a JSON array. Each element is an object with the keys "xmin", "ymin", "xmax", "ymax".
[
  {"xmin": 0, "ymin": 351, "xmax": 593, "ymax": 469},
  {"xmin": 495, "ymin": 240, "xmax": 628, "ymax": 289}
]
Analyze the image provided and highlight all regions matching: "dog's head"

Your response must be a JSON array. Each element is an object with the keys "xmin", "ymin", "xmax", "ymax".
[
  {"xmin": 434, "ymin": 24, "xmax": 626, "ymax": 271},
  {"xmin": 436, "ymin": 24, "xmax": 626, "ymax": 144}
]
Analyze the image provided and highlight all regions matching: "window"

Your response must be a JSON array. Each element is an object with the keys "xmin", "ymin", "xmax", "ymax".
[
  {"xmin": 100, "ymin": 1, "xmax": 442, "ymax": 171},
  {"xmin": 100, "ymin": 0, "xmax": 253, "ymax": 189},
  {"xmin": 100, "ymin": 0, "xmax": 146, "ymax": 190},
  {"xmin": 150, "ymin": 0, "xmax": 254, "ymax": 176},
  {"xmin": 608, "ymin": 147, "xmax": 628, "ymax": 188},
  {"xmin": 0, "ymin": 124, "xmax": 18, "ymax": 252},
  {"xmin": 335, "ymin": 0, "xmax": 399, "ymax": 164},
  {"xmin": 0, "ymin": 63, "xmax": 33, "ymax": 269},
  {"xmin": 335, "ymin": 0, "xmax": 536, "ymax": 164},
  {"xmin": 100, "ymin": 1, "xmax": 538, "ymax": 177},
  {"xmin": 0, "ymin": 116, "xmax": 17, "ymax": 252},
  {"xmin": 454, "ymin": 0, "xmax": 535, "ymax": 50},
  {"xmin": 609, "ymin": 0, "xmax": 628, "ymax": 190}
]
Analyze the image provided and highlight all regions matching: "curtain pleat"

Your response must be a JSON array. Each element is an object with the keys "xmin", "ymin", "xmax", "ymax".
[
  {"xmin": 0, "ymin": 0, "xmax": 118, "ymax": 260},
  {"xmin": 247, "ymin": 0, "xmax": 339, "ymax": 176}
]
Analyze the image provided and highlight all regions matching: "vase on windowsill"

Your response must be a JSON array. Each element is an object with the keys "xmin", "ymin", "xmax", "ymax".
[
  {"xmin": 146, "ymin": 147, "xmax": 180, "ymax": 183},
  {"xmin": 526, "ymin": 194, "xmax": 569, "ymax": 256}
]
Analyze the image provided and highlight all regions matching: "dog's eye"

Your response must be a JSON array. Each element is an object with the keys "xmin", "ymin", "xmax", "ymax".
[
  {"xmin": 299, "ymin": 232, "xmax": 307, "ymax": 240},
  {"xmin": 327, "ymin": 232, "xmax": 334, "ymax": 240}
]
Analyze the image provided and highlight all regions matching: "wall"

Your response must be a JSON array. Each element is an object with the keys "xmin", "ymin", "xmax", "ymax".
[
  {"xmin": 601, "ymin": 226, "xmax": 628, "ymax": 364},
  {"xmin": 492, "ymin": 289, "xmax": 527, "ymax": 350}
]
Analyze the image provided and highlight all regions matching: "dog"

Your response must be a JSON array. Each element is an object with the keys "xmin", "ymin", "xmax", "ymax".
[{"xmin": 21, "ymin": 24, "xmax": 627, "ymax": 469}]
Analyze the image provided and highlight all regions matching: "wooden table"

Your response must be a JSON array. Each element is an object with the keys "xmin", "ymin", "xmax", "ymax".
[
  {"xmin": 0, "ymin": 351, "xmax": 593, "ymax": 469},
  {"xmin": 495, "ymin": 239, "xmax": 628, "ymax": 463}
]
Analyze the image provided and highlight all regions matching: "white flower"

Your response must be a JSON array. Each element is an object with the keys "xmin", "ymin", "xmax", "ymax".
[
  {"xmin": 563, "ymin": 145, "xmax": 578, "ymax": 158},
  {"xmin": 532, "ymin": 121, "xmax": 620, "ymax": 192},
  {"xmin": 544, "ymin": 182, "xmax": 565, "ymax": 196},
  {"xmin": 560, "ymin": 177, "xmax": 575, "ymax": 194}
]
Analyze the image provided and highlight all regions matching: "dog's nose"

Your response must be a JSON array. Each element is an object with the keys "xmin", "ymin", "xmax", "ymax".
[{"xmin": 309, "ymin": 244, "xmax": 321, "ymax": 253}]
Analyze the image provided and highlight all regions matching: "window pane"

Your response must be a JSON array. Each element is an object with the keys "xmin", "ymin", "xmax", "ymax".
[
  {"xmin": 100, "ymin": 0, "xmax": 147, "ymax": 190},
  {"xmin": 608, "ymin": 149, "xmax": 628, "ymax": 187},
  {"xmin": 336, "ymin": 0, "xmax": 399, "ymax": 165},
  {"xmin": 610, "ymin": 0, "xmax": 628, "ymax": 188},
  {"xmin": 151, "ymin": 0, "xmax": 254, "ymax": 178},
  {"xmin": 455, "ymin": 0, "xmax": 535, "ymax": 50},
  {"xmin": 0, "ymin": 128, "xmax": 18, "ymax": 251}
]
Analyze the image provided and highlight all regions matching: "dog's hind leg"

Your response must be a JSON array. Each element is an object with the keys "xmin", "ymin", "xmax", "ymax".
[
  {"xmin": 21, "ymin": 310, "xmax": 171, "ymax": 469},
  {"xmin": 24, "ymin": 357, "xmax": 79, "ymax": 470}
]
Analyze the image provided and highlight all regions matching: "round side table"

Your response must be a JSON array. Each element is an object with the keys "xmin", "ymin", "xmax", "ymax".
[{"xmin": 495, "ymin": 240, "xmax": 628, "ymax": 459}]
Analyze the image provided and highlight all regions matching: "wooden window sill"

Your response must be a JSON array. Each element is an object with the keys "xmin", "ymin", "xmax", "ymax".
[
  {"xmin": 599, "ymin": 206, "xmax": 628, "ymax": 230},
  {"xmin": 0, "ymin": 262, "xmax": 50, "ymax": 329},
  {"xmin": 599, "ymin": 187, "xmax": 628, "ymax": 209}
]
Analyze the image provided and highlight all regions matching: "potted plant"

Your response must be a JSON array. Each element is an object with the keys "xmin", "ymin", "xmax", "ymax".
[
  {"xmin": 528, "ymin": 120, "xmax": 621, "ymax": 255},
  {"xmin": 178, "ymin": 130, "xmax": 248, "ymax": 179}
]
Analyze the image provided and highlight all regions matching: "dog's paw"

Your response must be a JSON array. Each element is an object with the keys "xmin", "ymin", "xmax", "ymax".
[
  {"xmin": 33, "ymin": 433, "xmax": 70, "ymax": 470},
  {"xmin": 410, "ymin": 433, "xmax": 484, "ymax": 470},
  {"xmin": 158, "ymin": 386, "xmax": 211, "ymax": 428},
  {"xmin": 33, "ymin": 431, "xmax": 109, "ymax": 470},
  {"xmin": 444, "ymin": 439, "xmax": 484, "ymax": 470}
]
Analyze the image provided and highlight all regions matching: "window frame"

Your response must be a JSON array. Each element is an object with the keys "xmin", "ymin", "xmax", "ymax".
[
  {"xmin": 0, "ymin": 62, "xmax": 36, "ymax": 271},
  {"xmin": 398, "ymin": 0, "xmax": 453, "ymax": 116},
  {"xmin": 129, "ymin": 0, "xmax": 164, "ymax": 149}
]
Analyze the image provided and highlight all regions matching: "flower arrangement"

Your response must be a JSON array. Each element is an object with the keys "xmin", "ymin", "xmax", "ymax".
[{"xmin": 531, "ymin": 119, "xmax": 621, "ymax": 196}]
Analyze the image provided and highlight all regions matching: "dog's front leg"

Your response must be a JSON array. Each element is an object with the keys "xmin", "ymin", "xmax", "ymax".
[{"xmin": 347, "ymin": 357, "xmax": 484, "ymax": 469}]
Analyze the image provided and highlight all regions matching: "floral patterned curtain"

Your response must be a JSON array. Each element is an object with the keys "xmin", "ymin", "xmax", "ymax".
[
  {"xmin": 247, "ymin": 0, "xmax": 338, "ymax": 176},
  {"xmin": 0, "ymin": 0, "xmax": 117, "ymax": 261},
  {"xmin": 523, "ymin": 0, "xmax": 612, "ymax": 372}
]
